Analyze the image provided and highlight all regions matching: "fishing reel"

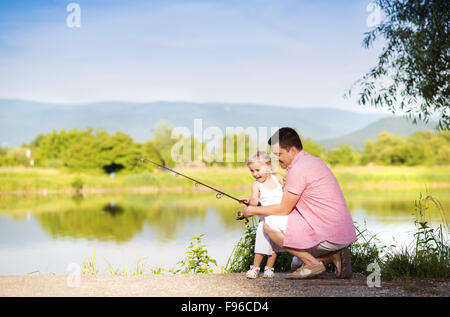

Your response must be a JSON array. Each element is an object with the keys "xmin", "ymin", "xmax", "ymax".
[{"xmin": 235, "ymin": 210, "xmax": 250, "ymax": 229}]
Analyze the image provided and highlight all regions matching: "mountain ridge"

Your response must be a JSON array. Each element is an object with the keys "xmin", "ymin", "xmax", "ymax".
[
  {"xmin": 0, "ymin": 99, "xmax": 433, "ymax": 148},
  {"xmin": 317, "ymin": 117, "xmax": 437, "ymax": 150}
]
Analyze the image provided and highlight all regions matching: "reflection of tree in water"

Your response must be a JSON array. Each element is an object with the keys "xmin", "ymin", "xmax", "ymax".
[
  {"xmin": 125, "ymin": 194, "xmax": 240, "ymax": 241},
  {"xmin": 102, "ymin": 201, "xmax": 124, "ymax": 216},
  {"xmin": 34, "ymin": 193, "xmax": 242, "ymax": 243},
  {"xmin": 12, "ymin": 190, "xmax": 448, "ymax": 242},
  {"xmin": 36, "ymin": 203, "xmax": 146, "ymax": 243},
  {"xmin": 344, "ymin": 190, "xmax": 449, "ymax": 223}
]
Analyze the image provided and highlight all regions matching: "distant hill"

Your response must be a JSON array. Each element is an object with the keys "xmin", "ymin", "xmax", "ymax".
[
  {"xmin": 0, "ymin": 99, "xmax": 388, "ymax": 147},
  {"xmin": 317, "ymin": 117, "xmax": 437, "ymax": 150}
]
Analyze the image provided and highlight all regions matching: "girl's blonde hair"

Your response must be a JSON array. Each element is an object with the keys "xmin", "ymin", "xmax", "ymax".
[{"xmin": 247, "ymin": 151, "xmax": 272, "ymax": 168}]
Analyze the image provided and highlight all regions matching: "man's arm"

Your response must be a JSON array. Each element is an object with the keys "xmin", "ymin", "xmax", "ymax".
[{"xmin": 243, "ymin": 189, "xmax": 300, "ymax": 217}]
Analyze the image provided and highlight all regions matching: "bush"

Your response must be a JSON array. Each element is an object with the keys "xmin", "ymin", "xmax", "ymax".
[
  {"xmin": 226, "ymin": 219, "xmax": 293, "ymax": 273},
  {"xmin": 71, "ymin": 177, "xmax": 84, "ymax": 191},
  {"xmin": 174, "ymin": 234, "xmax": 217, "ymax": 274}
]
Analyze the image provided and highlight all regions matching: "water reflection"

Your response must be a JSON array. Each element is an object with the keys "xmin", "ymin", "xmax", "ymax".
[
  {"xmin": 0, "ymin": 193, "xmax": 240, "ymax": 243},
  {"xmin": 0, "ymin": 190, "xmax": 448, "ymax": 244},
  {"xmin": 0, "ymin": 191, "xmax": 450, "ymax": 243},
  {"xmin": 0, "ymin": 189, "xmax": 448, "ymax": 275},
  {"xmin": 343, "ymin": 189, "xmax": 449, "ymax": 224},
  {"xmin": 102, "ymin": 201, "xmax": 124, "ymax": 216}
]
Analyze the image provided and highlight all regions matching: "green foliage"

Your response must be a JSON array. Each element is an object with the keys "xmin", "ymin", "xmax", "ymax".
[
  {"xmin": 382, "ymin": 194, "xmax": 449, "ymax": 280},
  {"xmin": 217, "ymin": 132, "xmax": 257, "ymax": 167},
  {"xmin": 226, "ymin": 219, "xmax": 293, "ymax": 273},
  {"xmin": 349, "ymin": 223, "xmax": 386, "ymax": 274},
  {"xmin": 226, "ymin": 220, "xmax": 258, "ymax": 272},
  {"xmin": 9, "ymin": 148, "xmax": 31, "ymax": 167},
  {"xmin": 22, "ymin": 128, "xmax": 155, "ymax": 173},
  {"xmin": 0, "ymin": 125, "xmax": 448, "ymax": 170},
  {"xmin": 326, "ymin": 144, "xmax": 361, "ymax": 166},
  {"xmin": 349, "ymin": 193, "xmax": 450, "ymax": 280},
  {"xmin": 174, "ymin": 234, "xmax": 217, "ymax": 273},
  {"xmin": 81, "ymin": 250, "xmax": 99, "ymax": 275},
  {"xmin": 303, "ymin": 138, "xmax": 327, "ymax": 160},
  {"xmin": 361, "ymin": 130, "xmax": 450, "ymax": 166},
  {"xmin": 0, "ymin": 156, "xmax": 17, "ymax": 167},
  {"xmin": 152, "ymin": 121, "xmax": 180, "ymax": 167},
  {"xmin": 347, "ymin": 0, "xmax": 449, "ymax": 129},
  {"xmin": 71, "ymin": 177, "xmax": 84, "ymax": 191}
]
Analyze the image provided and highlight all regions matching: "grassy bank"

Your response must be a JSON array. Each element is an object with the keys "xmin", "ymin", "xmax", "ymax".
[{"xmin": 1, "ymin": 166, "xmax": 449, "ymax": 193}]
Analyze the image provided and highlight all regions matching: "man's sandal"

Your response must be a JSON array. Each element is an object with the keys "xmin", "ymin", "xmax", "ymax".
[{"xmin": 286, "ymin": 261, "xmax": 325, "ymax": 279}]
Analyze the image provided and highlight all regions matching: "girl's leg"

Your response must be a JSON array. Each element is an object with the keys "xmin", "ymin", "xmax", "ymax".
[
  {"xmin": 263, "ymin": 253, "xmax": 277, "ymax": 278},
  {"xmin": 266, "ymin": 252, "xmax": 277, "ymax": 268},
  {"xmin": 246, "ymin": 253, "xmax": 264, "ymax": 279},
  {"xmin": 253, "ymin": 253, "xmax": 264, "ymax": 267}
]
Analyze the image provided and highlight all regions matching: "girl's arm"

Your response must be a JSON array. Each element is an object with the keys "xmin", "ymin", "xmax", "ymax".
[
  {"xmin": 239, "ymin": 182, "xmax": 260, "ymax": 206},
  {"xmin": 243, "ymin": 189, "xmax": 300, "ymax": 217},
  {"xmin": 248, "ymin": 182, "xmax": 260, "ymax": 206}
]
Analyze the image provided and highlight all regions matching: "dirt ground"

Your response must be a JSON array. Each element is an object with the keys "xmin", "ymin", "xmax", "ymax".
[{"xmin": 1, "ymin": 272, "xmax": 449, "ymax": 297}]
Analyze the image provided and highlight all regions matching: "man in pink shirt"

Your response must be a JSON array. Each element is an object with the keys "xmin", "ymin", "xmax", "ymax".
[{"xmin": 243, "ymin": 127, "xmax": 357, "ymax": 279}]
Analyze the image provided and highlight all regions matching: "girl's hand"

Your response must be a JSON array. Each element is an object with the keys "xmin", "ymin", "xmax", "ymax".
[{"xmin": 239, "ymin": 197, "xmax": 251, "ymax": 205}]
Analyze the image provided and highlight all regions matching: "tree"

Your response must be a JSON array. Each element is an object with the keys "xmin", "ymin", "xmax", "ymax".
[
  {"xmin": 347, "ymin": 0, "xmax": 449, "ymax": 129},
  {"xmin": 219, "ymin": 132, "xmax": 255, "ymax": 167},
  {"xmin": 326, "ymin": 144, "xmax": 361, "ymax": 166},
  {"xmin": 152, "ymin": 121, "xmax": 180, "ymax": 167},
  {"xmin": 302, "ymin": 138, "xmax": 327, "ymax": 160}
]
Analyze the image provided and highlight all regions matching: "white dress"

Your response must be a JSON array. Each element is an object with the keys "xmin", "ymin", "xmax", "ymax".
[{"xmin": 254, "ymin": 174, "xmax": 288, "ymax": 255}]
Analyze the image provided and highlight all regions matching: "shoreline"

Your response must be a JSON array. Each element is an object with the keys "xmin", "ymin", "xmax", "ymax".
[{"xmin": 1, "ymin": 182, "xmax": 449, "ymax": 196}]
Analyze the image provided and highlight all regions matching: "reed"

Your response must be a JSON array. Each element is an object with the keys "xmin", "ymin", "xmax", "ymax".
[
  {"xmin": 380, "ymin": 193, "xmax": 450, "ymax": 280},
  {"xmin": 81, "ymin": 250, "xmax": 98, "ymax": 275}
]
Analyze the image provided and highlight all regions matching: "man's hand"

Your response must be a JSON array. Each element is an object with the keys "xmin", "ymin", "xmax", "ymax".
[{"xmin": 242, "ymin": 205, "xmax": 253, "ymax": 218}]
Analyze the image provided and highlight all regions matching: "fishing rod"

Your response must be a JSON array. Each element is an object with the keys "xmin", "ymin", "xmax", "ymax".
[{"xmin": 139, "ymin": 158, "xmax": 250, "ymax": 226}]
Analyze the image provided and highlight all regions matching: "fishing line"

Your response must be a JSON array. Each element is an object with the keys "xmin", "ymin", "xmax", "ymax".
[{"xmin": 139, "ymin": 158, "xmax": 250, "ymax": 227}]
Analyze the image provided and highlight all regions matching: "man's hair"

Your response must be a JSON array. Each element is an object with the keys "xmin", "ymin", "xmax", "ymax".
[{"xmin": 268, "ymin": 127, "xmax": 303, "ymax": 151}]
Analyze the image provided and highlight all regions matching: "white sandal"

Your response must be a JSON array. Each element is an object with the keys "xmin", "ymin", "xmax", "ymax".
[
  {"xmin": 263, "ymin": 266, "xmax": 274, "ymax": 278},
  {"xmin": 246, "ymin": 265, "xmax": 260, "ymax": 279}
]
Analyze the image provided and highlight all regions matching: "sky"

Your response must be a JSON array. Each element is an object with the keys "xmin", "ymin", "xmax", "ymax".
[{"xmin": 0, "ymin": 0, "xmax": 388, "ymax": 113}]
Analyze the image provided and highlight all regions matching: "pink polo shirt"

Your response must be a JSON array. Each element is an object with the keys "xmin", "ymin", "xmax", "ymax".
[{"xmin": 283, "ymin": 150, "xmax": 357, "ymax": 250}]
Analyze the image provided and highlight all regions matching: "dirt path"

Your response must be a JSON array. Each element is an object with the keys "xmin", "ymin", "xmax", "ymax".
[{"xmin": 1, "ymin": 273, "xmax": 449, "ymax": 297}]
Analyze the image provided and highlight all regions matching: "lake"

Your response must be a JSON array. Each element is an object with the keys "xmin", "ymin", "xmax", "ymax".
[{"xmin": 0, "ymin": 188, "xmax": 448, "ymax": 275}]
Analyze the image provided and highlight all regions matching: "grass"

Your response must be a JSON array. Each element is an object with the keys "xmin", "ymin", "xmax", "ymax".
[
  {"xmin": 344, "ymin": 192, "xmax": 449, "ymax": 280},
  {"xmin": 333, "ymin": 166, "xmax": 450, "ymax": 188},
  {"xmin": 1, "ymin": 165, "xmax": 449, "ymax": 193},
  {"xmin": 225, "ymin": 218, "xmax": 293, "ymax": 273},
  {"xmin": 380, "ymin": 194, "xmax": 449, "ymax": 280},
  {"xmin": 78, "ymin": 234, "xmax": 219, "ymax": 276}
]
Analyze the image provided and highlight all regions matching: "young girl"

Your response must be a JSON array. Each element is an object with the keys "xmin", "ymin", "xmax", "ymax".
[{"xmin": 241, "ymin": 151, "xmax": 288, "ymax": 279}]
